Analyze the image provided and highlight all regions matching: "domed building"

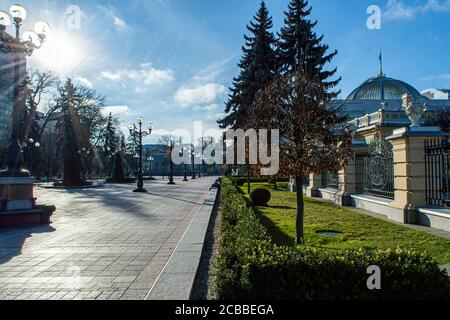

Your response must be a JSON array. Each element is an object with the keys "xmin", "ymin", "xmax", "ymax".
[
  {"xmin": 347, "ymin": 76, "xmax": 423, "ymax": 101},
  {"xmin": 339, "ymin": 73, "xmax": 450, "ymax": 121},
  {"xmin": 309, "ymin": 70, "xmax": 450, "ymax": 232}
]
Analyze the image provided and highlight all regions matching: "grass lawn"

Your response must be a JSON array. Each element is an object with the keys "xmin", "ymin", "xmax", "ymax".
[{"xmin": 238, "ymin": 182, "xmax": 450, "ymax": 265}]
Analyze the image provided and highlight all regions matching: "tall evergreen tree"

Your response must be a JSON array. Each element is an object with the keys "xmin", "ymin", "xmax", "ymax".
[
  {"xmin": 218, "ymin": 1, "xmax": 278, "ymax": 193},
  {"xmin": 102, "ymin": 113, "xmax": 117, "ymax": 155},
  {"xmin": 218, "ymin": 0, "xmax": 277, "ymax": 130},
  {"xmin": 57, "ymin": 79, "xmax": 85, "ymax": 186},
  {"xmin": 278, "ymin": 0, "xmax": 340, "ymax": 89}
]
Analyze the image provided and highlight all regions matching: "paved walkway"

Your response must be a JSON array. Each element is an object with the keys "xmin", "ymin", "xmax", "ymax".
[{"xmin": 0, "ymin": 177, "xmax": 216, "ymax": 300}]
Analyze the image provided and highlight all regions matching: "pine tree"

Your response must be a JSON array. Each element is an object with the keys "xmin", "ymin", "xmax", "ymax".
[
  {"xmin": 278, "ymin": 0, "xmax": 340, "ymax": 89},
  {"xmin": 218, "ymin": 1, "xmax": 278, "ymax": 193},
  {"xmin": 101, "ymin": 112, "xmax": 118, "ymax": 174},
  {"xmin": 218, "ymin": 0, "xmax": 277, "ymax": 130},
  {"xmin": 57, "ymin": 79, "xmax": 85, "ymax": 186},
  {"xmin": 103, "ymin": 113, "xmax": 117, "ymax": 155}
]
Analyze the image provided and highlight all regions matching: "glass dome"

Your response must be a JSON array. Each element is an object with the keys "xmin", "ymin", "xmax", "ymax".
[{"xmin": 347, "ymin": 76, "xmax": 423, "ymax": 101}]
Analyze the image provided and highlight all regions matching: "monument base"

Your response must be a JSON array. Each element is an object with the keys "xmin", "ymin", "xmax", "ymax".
[
  {"xmin": 0, "ymin": 205, "xmax": 55, "ymax": 227},
  {"xmin": 0, "ymin": 177, "xmax": 55, "ymax": 227}
]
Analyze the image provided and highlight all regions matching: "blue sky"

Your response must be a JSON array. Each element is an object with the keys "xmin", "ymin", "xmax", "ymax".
[{"xmin": 3, "ymin": 0, "xmax": 450, "ymax": 142}]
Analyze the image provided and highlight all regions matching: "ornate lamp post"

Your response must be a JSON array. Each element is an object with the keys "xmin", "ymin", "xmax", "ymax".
[
  {"xmin": 191, "ymin": 144, "xmax": 196, "ymax": 180},
  {"xmin": 0, "ymin": 5, "xmax": 54, "ymax": 225},
  {"xmin": 147, "ymin": 156, "xmax": 154, "ymax": 177},
  {"xmin": 182, "ymin": 147, "xmax": 188, "ymax": 182},
  {"xmin": 167, "ymin": 140, "xmax": 175, "ymax": 185},
  {"xmin": 22, "ymin": 138, "xmax": 40, "ymax": 176},
  {"xmin": 0, "ymin": 5, "xmax": 50, "ymax": 177},
  {"xmin": 129, "ymin": 118, "xmax": 153, "ymax": 193},
  {"xmin": 77, "ymin": 147, "xmax": 92, "ymax": 180}
]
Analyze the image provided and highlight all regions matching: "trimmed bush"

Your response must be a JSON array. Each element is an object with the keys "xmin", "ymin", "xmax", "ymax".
[
  {"xmin": 232, "ymin": 177, "xmax": 281, "ymax": 186},
  {"xmin": 215, "ymin": 178, "xmax": 450, "ymax": 300},
  {"xmin": 250, "ymin": 188, "xmax": 271, "ymax": 206}
]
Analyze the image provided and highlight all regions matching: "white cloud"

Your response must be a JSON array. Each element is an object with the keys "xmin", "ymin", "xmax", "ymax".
[
  {"xmin": 100, "ymin": 71, "xmax": 121, "ymax": 81},
  {"xmin": 99, "ymin": 5, "xmax": 128, "ymax": 29},
  {"xmin": 193, "ymin": 104, "xmax": 220, "ymax": 112},
  {"xmin": 175, "ymin": 83, "xmax": 226, "ymax": 107},
  {"xmin": 112, "ymin": 15, "xmax": 127, "ymax": 28},
  {"xmin": 102, "ymin": 105, "xmax": 132, "ymax": 116},
  {"xmin": 419, "ymin": 73, "xmax": 450, "ymax": 81},
  {"xmin": 192, "ymin": 56, "xmax": 235, "ymax": 83},
  {"xmin": 384, "ymin": 0, "xmax": 417, "ymax": 20},
  {"xmin": 384, "ymin": 0, "xmax": 450, "ymax": 20},
  {"xmin": 74, "ymin": 77, "xmax": 93, "ymax": 88},
  {"xmin": 424, "ymin": 0, "xmax": 450, "ymax": 11},
  {"xmin": 99, "ymin": 63, "xmax": 175, "ymax": 89}
]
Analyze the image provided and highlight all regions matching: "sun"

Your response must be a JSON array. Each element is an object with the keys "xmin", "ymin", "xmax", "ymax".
[{"xmin": 33, "ymin": 31, "xmax": 81, "ymax": 73}]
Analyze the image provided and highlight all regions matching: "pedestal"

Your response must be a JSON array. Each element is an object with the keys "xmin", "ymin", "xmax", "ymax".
[
  {"xmin": 0, "ymin": 177, "xmax": 55, "ymax": 227},
  {"xmin": 387, "ymin": 126, "xmax": 448, "ymax": 223}
]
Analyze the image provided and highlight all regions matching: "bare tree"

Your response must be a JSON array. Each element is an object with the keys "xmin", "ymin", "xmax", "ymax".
[{"xmin": 254, "ymin": 71, "xmax": 353, "ymax": 244}]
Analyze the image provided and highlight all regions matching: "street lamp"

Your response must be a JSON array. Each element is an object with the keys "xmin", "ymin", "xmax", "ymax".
[
  {"xmin": 77, "ymin": 147, "xmax": 92, "ymax": 180},
  {"xmin": 0, "ymin": 4, "xmax": 50, "ymax": 177},
  {"xmin": 129, "ymin": 119, "xmax": 153, "ymax": 193},
  {"xmin": 191, "ymin": 144, "xmax": 196, "ymax": 180},
  {"xmin": 147, "ymin": 156, "xmax": 154, "ymax": 177},
  {"xmin": 22, "ymin": 138, "xmax": 40, "ymax": 176},
  {"xmin": 167, "ymin": 140, "xmax": 175, "ymax": 185},
  {"xmin": 182, "ymin": 147, "xmax": 188, "ymax": 182}
]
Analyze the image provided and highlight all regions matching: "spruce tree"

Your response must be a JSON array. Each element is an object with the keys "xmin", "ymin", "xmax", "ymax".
[
  {"xmin": 102, "ymin": 112, "xmax": 118, "ymax": 174},
  {"xmin": 103, "ymin": 113, "xmax": 117, "ymax": 155},
  {"xmin": 218, "ymin": 0, "xmax": 277, "ymax": 129},
  {"xmin": 218, "ymin": 1, "xmax": 277, "ymax": 193},
  {"xmin": 57, "ymin": 79, "xmax": 85, "ymax": 186},
  {"xmin": 278, "ymin": 0, "xmax": 340, "ymax": 89}
]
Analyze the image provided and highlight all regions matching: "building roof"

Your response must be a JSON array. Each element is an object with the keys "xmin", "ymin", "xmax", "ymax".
[{"xmin": 347, "ymin": 76, "xmax": 424, "ymax": 101}]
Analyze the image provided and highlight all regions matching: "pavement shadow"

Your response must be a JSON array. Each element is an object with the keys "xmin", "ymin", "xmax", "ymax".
[{"xmin": 0, "ymin": 225, "xmax": 56, "ymax": 265}]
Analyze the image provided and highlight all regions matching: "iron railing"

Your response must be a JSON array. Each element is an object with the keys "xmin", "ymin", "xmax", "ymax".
[
  {"xmin": 425, "ymin": 138, "xmax": 450, "ymax": 207},
  {"xmin": 322, "ymin": 171, "xmax": 339, "ymax": 190}
]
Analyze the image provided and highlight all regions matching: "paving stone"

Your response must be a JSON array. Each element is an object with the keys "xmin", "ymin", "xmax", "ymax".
[{"xmin": 0, "ymin": 178, "xmax": 216, "ymax": 300}]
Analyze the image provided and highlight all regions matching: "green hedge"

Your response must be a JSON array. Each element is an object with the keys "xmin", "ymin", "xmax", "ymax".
[
  {"xmin": 215, "ymin": 178, "xmax": 450, "ymax": 300},
  {"xmin": 231, "ymin": 177, "xmax": 288, "ymax": 187}
]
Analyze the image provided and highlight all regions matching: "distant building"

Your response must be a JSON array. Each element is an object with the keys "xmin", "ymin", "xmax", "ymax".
[
  {"xmin": 0, "ymin": 51, "xmax": 14, "ymax": 149},
  {"xmin": 0, "ymin": 51, "xmax": 27, "ymax": 150},
  {"xmin": 421, "ymin": 88, "xmax": 450, "ymax": 100},
  {"xmin": 336, "ymin": 74, "xmax": 450, "ymax": 120}
]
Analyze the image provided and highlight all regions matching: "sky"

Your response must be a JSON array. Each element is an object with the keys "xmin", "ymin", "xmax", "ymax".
[{"xmin": 2, "ymin": 0, "xmax": 450, "ymax": 143}]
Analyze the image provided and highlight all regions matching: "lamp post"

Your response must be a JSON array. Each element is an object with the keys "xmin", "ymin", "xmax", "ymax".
[
  {"xmin": 182, "ymin": 147, "xmax": 188, "ymax": 182},
  {"xmin": 0, "ymin": 5, "xmax": 50, "ymax": 177},
  {"xmin": 147, "ymin": 156, "xmax": 154, "ymax": 178},
  {"xmin": 191, "ymin": 144, "xmax": 196, "ymax": 180},
  {"xmin": 22, "ymin": 138, "xmax": 40, "ymax": 176},
  {"xmin": 77, "ymin": 147, "xmax": 92, "ymax": 181},
  {"xmin": 167, "ymin": 140, "xmax": 175, "ymax": 185},
  {"xmin": 129, "ymin": 119, "xmax": 153, "ymax": 193},
  {"xmin": 0, "ymin": 5, "xmax": 55, "ymax": 226}
]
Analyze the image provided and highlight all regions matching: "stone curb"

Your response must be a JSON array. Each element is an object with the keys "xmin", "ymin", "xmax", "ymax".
[{"xmin": 145, "ymin": 183, "xmax": 220, "ymax": 300}]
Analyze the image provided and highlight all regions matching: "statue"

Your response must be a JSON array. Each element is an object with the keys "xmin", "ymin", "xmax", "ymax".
[{"xmin": 402, "ymin": 94, "xmax": 426, "ymax": 127}]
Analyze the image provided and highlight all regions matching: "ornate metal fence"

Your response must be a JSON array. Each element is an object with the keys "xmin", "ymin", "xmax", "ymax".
[
  {"xmin": 425, "ymin": 138, "xmax": 450, "ymax": 207},
  {"xmin": 322, "ymin": 171, "xmax": 339, "ymax": 190},
  {"xmin": 355, "ymin": 132, "xmax": 394, "ymax": 199}
]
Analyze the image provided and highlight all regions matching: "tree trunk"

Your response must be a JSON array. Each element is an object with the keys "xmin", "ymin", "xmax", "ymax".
[
  {"xmin": 273, "ymin": 178, "xmax": 278, "ymax": 190},
  {"xmin": 295, "ymin": 176, "xmax": 305, "ymax": 244},
  {"xmin": 246, "ymin": 162, "xmax": 251, "ymax": 195}
]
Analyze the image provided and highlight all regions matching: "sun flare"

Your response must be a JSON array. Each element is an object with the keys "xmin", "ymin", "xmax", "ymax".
[{"xmin": 33, "ymin": 32, "xmax": 81, "ymax": 73}]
